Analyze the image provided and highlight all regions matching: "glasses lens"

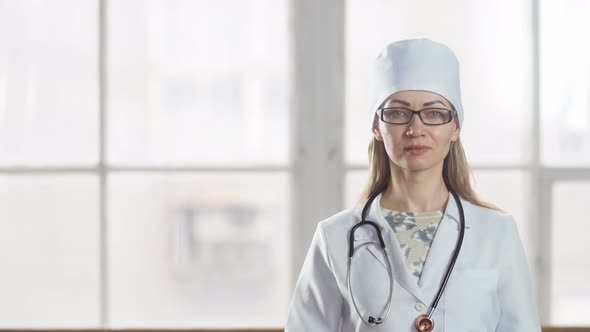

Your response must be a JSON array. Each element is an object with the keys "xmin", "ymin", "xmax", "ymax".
[
  {"xmin": 421, "ymin": 108, "xmax": 452, "ymax": 124},
  {"xmin": 381, "ymin": 108, "xmax": 412, "ymax": 124}
]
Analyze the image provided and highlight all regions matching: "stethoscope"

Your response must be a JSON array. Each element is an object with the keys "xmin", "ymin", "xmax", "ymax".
[{"xmin": 346, "ymin": 181, "xmax": 465, "ymax": 331}]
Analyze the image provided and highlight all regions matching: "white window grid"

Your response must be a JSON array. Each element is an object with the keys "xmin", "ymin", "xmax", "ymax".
[{"xmin": 0, "ymin": 0, "xmax": 588, "ymax": 327}]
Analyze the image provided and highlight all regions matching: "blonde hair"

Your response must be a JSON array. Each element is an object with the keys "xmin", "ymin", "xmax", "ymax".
[{"xmin": 358, "ymin": 116, "xmax": 504, "ymax": 213}]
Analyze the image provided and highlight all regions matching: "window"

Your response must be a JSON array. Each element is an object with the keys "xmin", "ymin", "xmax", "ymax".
[
  {"xmin": 2, "ymin": 0, "xmax": 589, "ymax": 328},
  {"xmin": 541, "ymin": 0, "xmax": 590, "ymax": 325},
  {"xmin": 0, "ymin": 0, "xmax": 290, "ymax": 328}
]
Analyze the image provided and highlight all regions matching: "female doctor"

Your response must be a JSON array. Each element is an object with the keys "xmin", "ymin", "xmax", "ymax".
[{"xmin": 285, "ymin": 38, "xmax": 542, "ymax": 331}]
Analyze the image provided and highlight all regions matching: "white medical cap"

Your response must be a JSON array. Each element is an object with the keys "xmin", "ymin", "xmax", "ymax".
[{"xmin": 370, "ymin": 38, "xmax": 464, "ymax": 129}]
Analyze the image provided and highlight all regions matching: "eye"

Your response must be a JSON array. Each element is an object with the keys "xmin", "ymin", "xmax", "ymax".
[
  {"xmin": 421, "ymin": 109, "xmax": 452, "ymax": 124},
  {"xmin": 383, "ymin": 108, "xmax": 409, "ymax": 117},
  {"xmin": 426, "ymin": 110, "xmax": 441, "ymax": 117}
]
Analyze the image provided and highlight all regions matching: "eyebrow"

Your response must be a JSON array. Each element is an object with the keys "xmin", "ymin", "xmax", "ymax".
[{"xmin": 387, "ymin": 99, "xmax": 447, "ymax": 107}]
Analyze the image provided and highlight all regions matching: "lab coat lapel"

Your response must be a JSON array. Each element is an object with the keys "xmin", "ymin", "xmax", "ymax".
[
  {"xmin": 418, "ymin": 191, "xmax": 472, "ymax": 304},
  {"xmin": 361, "ymin": 192, "xmax": 427, "ymax": 303}
]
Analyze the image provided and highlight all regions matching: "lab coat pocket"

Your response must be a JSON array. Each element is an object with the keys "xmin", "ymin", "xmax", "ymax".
[
  {"xmin": 348, "ymin": 241, "xmax": 392, "ymax": 322},
  {"xmin": 444, "ymin": 268, "xmax": 500, "ymax": 332}
]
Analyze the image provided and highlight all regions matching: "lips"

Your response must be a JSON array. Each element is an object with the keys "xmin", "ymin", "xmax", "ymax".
[
  {"xmin": 404, "ymin": 145, "xmax": 431, "ymax": 156},
  {"xmin": 404, "ymin": 145, "xmax": 431, "ymax": 150}
]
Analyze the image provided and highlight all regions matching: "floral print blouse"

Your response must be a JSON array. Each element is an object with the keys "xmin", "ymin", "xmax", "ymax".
[{"xmin": 381, "ymin": 206, "xmax": 444, "ymax": 283}]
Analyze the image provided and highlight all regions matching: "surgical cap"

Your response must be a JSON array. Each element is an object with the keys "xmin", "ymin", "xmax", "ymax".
[{"xmin": 369, "ymin": 38, "xmax": 464, "ymax": 129}]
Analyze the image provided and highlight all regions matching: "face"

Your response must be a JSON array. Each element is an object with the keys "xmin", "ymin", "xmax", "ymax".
[{"xmin": 372, "ymin": 90, "xmax": 460, "ymax": 172}]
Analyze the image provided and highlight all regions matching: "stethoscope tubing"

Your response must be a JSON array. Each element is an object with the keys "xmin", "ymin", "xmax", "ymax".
[{"xmin": 346, "ymin": 183, "xmax": 465, "ymax": 329}]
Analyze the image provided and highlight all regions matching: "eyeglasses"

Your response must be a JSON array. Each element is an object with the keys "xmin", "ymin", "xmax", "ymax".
[{"xmin": 378, "ymin": 107, "xmax": 456, "ymax": 125}]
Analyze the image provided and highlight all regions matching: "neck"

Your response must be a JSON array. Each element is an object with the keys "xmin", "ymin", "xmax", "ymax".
[{"xmin": 381, "ymin": 162, "xmax": 449, "ymax": 213}]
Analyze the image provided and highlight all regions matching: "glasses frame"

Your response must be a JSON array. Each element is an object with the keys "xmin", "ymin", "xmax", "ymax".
[{"xmin": 378, "ymin": 107, "xmax": 457, "ymax": 126}]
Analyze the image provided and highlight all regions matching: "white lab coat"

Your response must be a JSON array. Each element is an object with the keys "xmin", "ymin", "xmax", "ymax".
[{"xmin": 285, "ymin": 192, "xmax": 542, "ymax": 331}]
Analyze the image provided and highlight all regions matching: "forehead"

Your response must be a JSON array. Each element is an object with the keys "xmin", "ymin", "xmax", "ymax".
[{"xmin": 383, "ymin": 90, "xmax": 451, "ymax": 107}]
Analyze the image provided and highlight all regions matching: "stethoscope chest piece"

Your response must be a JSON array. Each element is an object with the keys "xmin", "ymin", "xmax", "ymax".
[{"xmin": 414, "ymin": 314, "xmax": 434, "ymax": 331}]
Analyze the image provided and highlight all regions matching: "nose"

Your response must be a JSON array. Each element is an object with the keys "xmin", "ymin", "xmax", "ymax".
[{"xmin": 406, "ymin": 112, "xmax": 426, "ymax": 136}]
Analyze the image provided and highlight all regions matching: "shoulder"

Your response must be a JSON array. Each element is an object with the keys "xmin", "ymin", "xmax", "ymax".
[
  {"xmin": 314, "ymin": 202, "xmax": 365, "ymax": 242},
  {"xmin": 465, "ymin": 199, "xmax": 517, "ymax": 232},
  {"xmin": 467, "ymin": 200, "xmax": 512, "ymax": 221},
  {"xmin": 317, "ymin": 204, "xmax": 361, "ymax": 231}
]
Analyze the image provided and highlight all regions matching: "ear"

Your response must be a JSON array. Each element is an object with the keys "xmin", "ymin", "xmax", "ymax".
[
  {"xmin": 373, "ymin": 127, "xmax": 383, "ymax": 141},
  {"xmin": 450, "ymin": 120, "xmax": 460, "ymax": 142},
  {"xmin": 372, "ymin": 115, "xmax": 383, "ymax": 141}
]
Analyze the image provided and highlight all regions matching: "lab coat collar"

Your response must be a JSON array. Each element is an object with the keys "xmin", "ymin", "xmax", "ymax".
[
  {"xmin": 353, "ymin": 190, "xmax": 471, "ymax": 304},
  {"xmin": 439, "ymin": 189, "xmax": 472, "ymax": 229},
  {"xmin": 360, "ymin": 190, "xmax": 472, "ymax": 231}
]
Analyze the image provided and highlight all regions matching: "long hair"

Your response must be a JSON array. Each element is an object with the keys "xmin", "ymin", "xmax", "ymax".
[{"xmin": 357, "ymin": 115, "xmax": 504, "ymax": 213}]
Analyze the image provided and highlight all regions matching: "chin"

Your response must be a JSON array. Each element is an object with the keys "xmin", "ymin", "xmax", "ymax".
[
  {"xmin": 402, "ymin": 159, "xmax": 440, "ymax": 171},
  {"xmin": 407, "ymin": 165, "xmax": 434, "ymax": 172}
]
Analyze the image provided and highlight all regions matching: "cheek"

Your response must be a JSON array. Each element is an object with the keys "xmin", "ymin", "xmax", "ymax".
[
  {"xmin": 428, "ymin": 127, "xmax": 454, "ymax": 143},
  {"xmin": 433, "ymin": 135, "xmax": 456, "ymax": 158},
  {"xmin": 380, "ymin": 133, "xmax": 408, "ymax": 159}
]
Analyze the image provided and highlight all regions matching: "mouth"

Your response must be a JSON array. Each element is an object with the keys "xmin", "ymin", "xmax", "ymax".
[
  {"xmin": 404, "ymin": 147, "xmax": 431, "ymax": 155},
  {"xmin": 404, "ymin": 146, "xmax": 431, "ymax": 151}
]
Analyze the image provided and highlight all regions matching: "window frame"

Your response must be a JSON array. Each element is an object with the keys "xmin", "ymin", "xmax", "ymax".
[{"xmin": 2, "ymin": 0, "xmax": 590, "ymax": 328}]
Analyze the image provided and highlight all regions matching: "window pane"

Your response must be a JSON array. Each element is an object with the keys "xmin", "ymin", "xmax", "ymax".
[
  {"xmin": 108, "ymin": 173, "xmax": 290, "ymax": 328},
  {"xmin": 345, "ymin": 169, "xmax": 368, "ymax": 208},
  {"xmin": 540, "ymin": 0, "xmax": 590, "ymax": 166},
  {"xmin": 551, "ymin": 181, "xmax": 590, "ymax": 325},
  {"xmin": 0, "ymin": 175, "xmax": 100, "ymax": 327},
  {"xmin": 107, "ymin": 0, "xmax": 290, "ymax": 166},
  {"xmin": 345, "ymin": 0, "xmax": 532, "ymax": 166},
  {"xmin": 0, "ymin": 1, "xmax": 98, "ymax": 166}
]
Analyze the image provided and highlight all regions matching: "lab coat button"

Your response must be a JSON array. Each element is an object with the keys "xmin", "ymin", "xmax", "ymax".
[{"xmin": 414, "ymin": 302, "xmax": 425, "ymax": 311}]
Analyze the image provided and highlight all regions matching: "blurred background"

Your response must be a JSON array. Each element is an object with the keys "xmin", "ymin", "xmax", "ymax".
[{"xmin": 0, "ymin": 0, "xmax": 589, "ymax": 330}]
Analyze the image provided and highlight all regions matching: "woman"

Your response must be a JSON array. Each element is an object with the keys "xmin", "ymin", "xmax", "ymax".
[{"xmin": 285, "ymin": 38, "xmax": 541, "ymax": 331}]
